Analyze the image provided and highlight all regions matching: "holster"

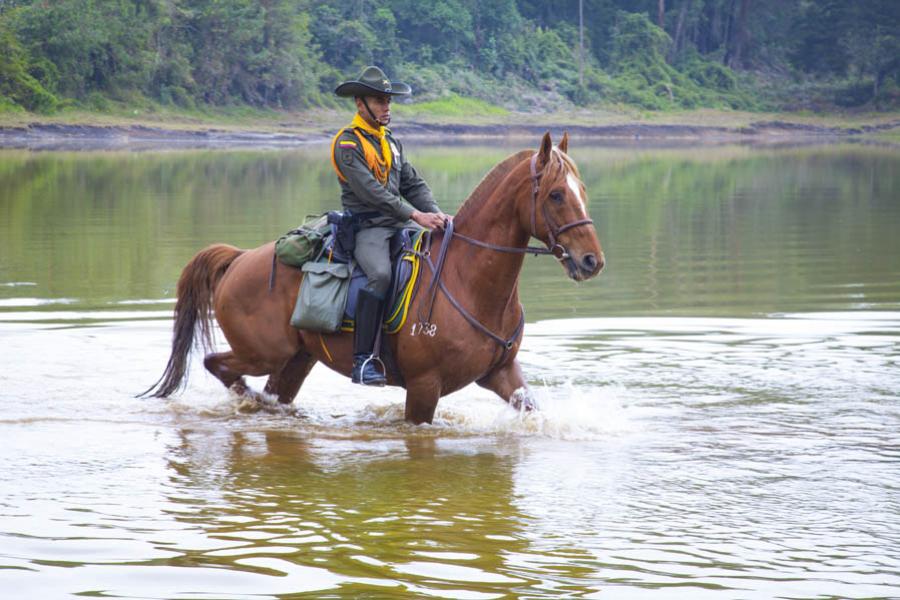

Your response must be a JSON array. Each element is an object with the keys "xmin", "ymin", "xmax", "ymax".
[{"xmin": 327, "ymin": 210, "xmax": 380, "ymax": 257}]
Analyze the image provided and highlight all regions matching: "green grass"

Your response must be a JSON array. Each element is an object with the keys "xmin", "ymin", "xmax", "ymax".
[
  {"xmin": 395, "ymin": 94, "xmax": 509, "ymax": 119},
  {"xmin": 0, "ymin": 95, "xmax": 348, "ymax": 134},
  {"xmin": 0, "ymin": 96, "xmax": 26, "ymax": 114},
  {"xmin": 868, "ymin": 128, "xmax": 900, "ymax": 143},
  {"xmin": 1, "ymin": 93, "xmax": 896, "ymax": 141}
]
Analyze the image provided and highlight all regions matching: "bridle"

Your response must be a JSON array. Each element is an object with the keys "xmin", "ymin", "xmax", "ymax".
[
  {"xmin": 415, "ymin": 150, "xmax": 596, "ymax": 377},
  {"xmin": 451, "ymin": 151, "xmax": 594, "ymax": 260}
]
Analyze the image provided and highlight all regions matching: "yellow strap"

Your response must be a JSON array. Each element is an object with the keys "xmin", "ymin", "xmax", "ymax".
[
  {"xmin": 330, "ymin": 129, "xmax": 350, "ymax": 182},
  {"xmin": 318, "ymin": 333, "xmax": 334, "ymax": 363},
  {"xmin": 385, "ymin": 232, "xmax": 424, "ymax": 334}
]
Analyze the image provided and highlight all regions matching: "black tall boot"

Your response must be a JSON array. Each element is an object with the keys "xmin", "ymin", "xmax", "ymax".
[{"xmin": 352, "ymin": 289, "xmax": 387, "ymax": 386}]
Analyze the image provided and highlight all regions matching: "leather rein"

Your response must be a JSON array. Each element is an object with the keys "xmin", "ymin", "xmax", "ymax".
[
  {"xmin": 451, "ymin": 153, "xmax": 594, "ymax": 259},
  {"xmin": 415, "ymin": 151, "xmax": 594, "ymax": 372}
]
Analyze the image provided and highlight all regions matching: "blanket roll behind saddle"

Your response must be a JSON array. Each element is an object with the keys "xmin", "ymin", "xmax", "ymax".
[
  {"xmin": 274, "ymin": 214, "xmax": 331, "ymax": 267},
  {"xmin": 291, "ymin": 261, "xmax": 352, "ymax": 332}
]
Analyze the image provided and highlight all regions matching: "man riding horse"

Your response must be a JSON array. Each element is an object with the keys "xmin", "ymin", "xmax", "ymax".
[{"xmin": 331, "ymin": 66, "xmax": 450, "ymax": 387}]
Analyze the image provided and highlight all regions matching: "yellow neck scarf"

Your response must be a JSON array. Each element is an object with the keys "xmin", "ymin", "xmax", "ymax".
[{"xmin": 330, "ymin": 113, "xmax": 393, "ymax": 185}]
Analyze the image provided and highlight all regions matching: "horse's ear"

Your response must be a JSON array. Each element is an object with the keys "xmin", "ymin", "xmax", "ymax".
[
  {"xmin": 558, "ymin": 131, "xmax": 569, "ymax": 154},
  {"xmin": 538, "ymin": 131, "xmax": 553, "ymax": 166}
]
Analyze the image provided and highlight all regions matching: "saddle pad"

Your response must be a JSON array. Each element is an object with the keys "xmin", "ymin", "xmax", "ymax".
[{"xmin": 341, "ymin": 229, "xmax": 426, "ymax": 334}]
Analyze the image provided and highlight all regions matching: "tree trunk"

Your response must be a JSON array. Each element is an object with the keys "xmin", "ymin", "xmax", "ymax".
[
  {"xmin": 657, "ymin": 0, "xmax": 665, "ymax": 28},
  {"xmin": 670, "ymin": 0, "xmax": 690, "ymax": 60},
  {"xmin": 579, "ymin": 0, "xmax": 584, "ymax": 87},
  {"xmin": 726, "ymin": 0, "xmax": 752, "ymax": 68}
]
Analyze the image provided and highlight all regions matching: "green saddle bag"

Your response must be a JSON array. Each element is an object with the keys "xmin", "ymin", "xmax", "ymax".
[
  {"xmin": 275, "ymin": 214, "xmax": 330, "ymax": 267},
  {"xmin": 291, "ymin": 261, "xmax": 352, "ymax": 333}
]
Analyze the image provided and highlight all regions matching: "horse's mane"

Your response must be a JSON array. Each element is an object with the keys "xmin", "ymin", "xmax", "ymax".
[{"xmin": 454, "ymin": 149, "xmax": 533, "ymax": 223}]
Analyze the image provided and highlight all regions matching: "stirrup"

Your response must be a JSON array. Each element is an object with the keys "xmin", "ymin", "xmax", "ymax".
[
  {"xmin": 361, "ymin": 355, "xmax": 386, "ymax": 386},
  {"xmin": 355, "ymin": 355, "xmax": 387, "ymax": 386}
]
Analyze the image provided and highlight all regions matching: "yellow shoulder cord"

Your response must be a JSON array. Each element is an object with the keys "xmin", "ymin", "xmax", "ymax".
[
  {"xmin": 330, "ymin": 121, "xmax": 392, "ymax": 185},
  {"xmin": 330, "ymin": 128, "xmax": 351, "ymax": 182}
]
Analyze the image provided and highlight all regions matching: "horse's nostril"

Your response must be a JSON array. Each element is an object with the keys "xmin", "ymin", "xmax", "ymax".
[{"xmin": 582, "ymin": 253, "xmax": 599, "ymax": 273}]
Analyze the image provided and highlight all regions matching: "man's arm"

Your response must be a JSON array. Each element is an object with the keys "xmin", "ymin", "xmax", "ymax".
[
  {"xmin": 396, "ymin": 138, "xmax": 440, "ymax": 214},
  {"xmin": 399, "ymin": 162, "xmax": 440, "ymax": 214}
]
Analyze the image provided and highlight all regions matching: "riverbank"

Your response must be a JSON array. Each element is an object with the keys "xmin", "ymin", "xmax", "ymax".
[{"xmin": 1, "ymin": 107, "xmax": 898, "ymax": 150}]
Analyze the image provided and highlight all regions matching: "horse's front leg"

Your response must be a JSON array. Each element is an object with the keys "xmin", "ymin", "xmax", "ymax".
[
  {"xmin": 404, "ymin": 377, "xmax": 441, "ymax": 425},
  {"xmin": 477, "ymin": 358, "xmax": 537, "ymax": 412}
]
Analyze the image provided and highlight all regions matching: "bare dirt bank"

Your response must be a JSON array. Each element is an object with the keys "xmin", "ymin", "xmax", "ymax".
[{"xmin": 1, "ymin": 119, "xmax": 898, "ymax": 150}]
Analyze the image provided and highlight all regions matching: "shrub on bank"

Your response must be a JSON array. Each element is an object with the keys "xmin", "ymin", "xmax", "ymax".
[
  {"xmin": 0, "ymin": 23, "xmax": 59, "ymax": 113},
  {"xmin": 597, "ymin": 12, "xmax": 757, "ymax": 111}
]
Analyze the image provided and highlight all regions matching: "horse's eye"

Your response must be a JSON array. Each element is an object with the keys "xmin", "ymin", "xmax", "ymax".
[{"xmin": 549, "ymin": 190, "xmax": 564, "ymax": 204}]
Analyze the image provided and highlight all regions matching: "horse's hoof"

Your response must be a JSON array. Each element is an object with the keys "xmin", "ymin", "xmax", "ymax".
[
  {"xmin": 509, "ymin": 387, "xmax": 538, "ymax": 412},
  {"xmin": 235, "ymin": 396, "xmax": 262, "ymax": 413}
]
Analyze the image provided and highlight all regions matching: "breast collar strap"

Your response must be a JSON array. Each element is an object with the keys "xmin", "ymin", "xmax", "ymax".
[{"xmin": 416, "ymin": 221, "xmax": 525, "ymax": 377}]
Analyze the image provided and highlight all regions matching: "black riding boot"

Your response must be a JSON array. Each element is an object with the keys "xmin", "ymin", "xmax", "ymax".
[{"xmin": 352, "ymin": 289, "xmax": 387, "ymax": 386}]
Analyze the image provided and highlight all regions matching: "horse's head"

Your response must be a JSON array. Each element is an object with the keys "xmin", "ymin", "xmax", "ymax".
[{"xmin": 527, "ymin": 132, "xmax": 604, "ymax": 281}]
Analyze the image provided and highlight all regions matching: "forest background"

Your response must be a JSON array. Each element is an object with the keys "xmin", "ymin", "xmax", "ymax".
[{"xmin": 1, "ymin": 0, "xmax": 898, "ymax": 125}]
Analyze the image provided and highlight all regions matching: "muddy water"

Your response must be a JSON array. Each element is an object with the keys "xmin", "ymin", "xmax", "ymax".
[{"xmin": 1, "ymin": 142, "xmax": 899, "ymax": 598}]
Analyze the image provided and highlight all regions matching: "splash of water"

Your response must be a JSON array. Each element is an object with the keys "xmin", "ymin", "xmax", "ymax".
[
  {"xmin": 161, "ymin": 370, "xmax": 637, "ymax": 441},
  {"xmin": 432, "ymin": 382, "xmax": 637, "ymax": 440}
]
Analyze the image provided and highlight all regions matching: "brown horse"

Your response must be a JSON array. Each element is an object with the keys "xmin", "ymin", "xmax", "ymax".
[{"xmin": 142, "ymin": 132, "xmax": 604, "ymax": 424}]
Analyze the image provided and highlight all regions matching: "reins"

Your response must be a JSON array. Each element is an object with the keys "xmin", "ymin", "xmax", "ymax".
[
  {"xmin": 450, "ymin": 152, "xmax": 594, "ymax": 260},
  {"xmin": 414, "ymin": 151, "xmax": 594, "ymax": 373}
]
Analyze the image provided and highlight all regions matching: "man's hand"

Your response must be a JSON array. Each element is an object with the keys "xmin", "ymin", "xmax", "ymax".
[{"xmin": 411, "ymin": 210, "xmax": 451, "ymax": 231}]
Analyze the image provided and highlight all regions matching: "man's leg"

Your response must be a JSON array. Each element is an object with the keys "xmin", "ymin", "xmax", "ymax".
[
  {"xmin": 353, "ymin": 226, "xmax": 394, "ymax": 296},
  {"xmin": 351, "ymin": 227, "xmax": 394, "ymax": 385}
]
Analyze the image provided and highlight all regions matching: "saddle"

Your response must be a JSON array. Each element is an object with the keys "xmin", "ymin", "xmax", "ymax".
[{"xmin": 300, "ymin": 223, "xmax": 428, "ymax": 334}]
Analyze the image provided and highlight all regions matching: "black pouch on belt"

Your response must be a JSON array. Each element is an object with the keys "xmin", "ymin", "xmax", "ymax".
[
  {"xmin": 327, "ymin": 210, "xmax": 381, "ymax": 256},
  {"xmin": 327, "ymin": 211, "xmax": 356, "ymax": 255}
]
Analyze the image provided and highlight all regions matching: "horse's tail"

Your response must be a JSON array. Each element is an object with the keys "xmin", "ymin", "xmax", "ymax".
[{"xmin": 138, "ymin": 244, "xmax": 244, "ymax": 398}]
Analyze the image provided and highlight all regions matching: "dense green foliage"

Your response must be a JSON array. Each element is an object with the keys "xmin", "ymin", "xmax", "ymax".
[
  {"xmin": 0, "ymin": 19, "xmax": 58, "ymax": 112},
  {"xmin": 0, "ymin": 0, "xmax": 897, "ymax": 114}
]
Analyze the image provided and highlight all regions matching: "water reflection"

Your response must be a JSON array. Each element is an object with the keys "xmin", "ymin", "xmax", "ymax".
[
  {"xmin": 161, "ymin": 429, "xmax": 538, "ymax": 597},
  {"xmin": 1, "ymin": 144, "xmax": 898, "ymax": 319},
  {"xmin": 0, "ymin": 314, "xmax": 897, "ymax": 597},
  {"xmin": 1, "ymin": 142, "xmax": 898, "ymax": 598}
]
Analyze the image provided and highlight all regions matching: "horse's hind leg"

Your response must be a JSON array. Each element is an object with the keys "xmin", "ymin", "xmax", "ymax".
[
  {"xmin": 264, "ymin": 350, "xmax": 317, "ymax": 404},
  {"xmin": 477, "ymin": 358, "xmax": 537, "ymax": 411},
  {"xmin": 203, "ymin": 351, "xmax": 264, "ymax": 397}
]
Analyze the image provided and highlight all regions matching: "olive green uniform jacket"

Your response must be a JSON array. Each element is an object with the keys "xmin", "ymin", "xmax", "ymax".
[
  {"xmin": 333, "ymin": 126, "xmax": 439, "ymax": 295},
  {"xmin": 332, "ymin": 127, "xmax": 439, "ymax": 228}
]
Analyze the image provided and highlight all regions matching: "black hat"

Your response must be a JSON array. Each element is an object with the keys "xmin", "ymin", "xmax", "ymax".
[{"xmin": 334, "ymin": 66, "xmax": 412, "ymax": 97}]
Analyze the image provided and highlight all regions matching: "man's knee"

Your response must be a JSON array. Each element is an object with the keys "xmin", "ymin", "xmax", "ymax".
[
  {"xmin": 355, "ymin": 227, "xmax": 394, "ymax": 297},
  {"xmin": 366, "ymin": 267, "xmax": 392, "ymax": 297}
]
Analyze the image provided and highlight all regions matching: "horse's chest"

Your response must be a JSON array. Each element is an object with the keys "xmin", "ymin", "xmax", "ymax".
[{"xmin": 397, "ymin": 328, "xmax": 506, "ymax": 383}]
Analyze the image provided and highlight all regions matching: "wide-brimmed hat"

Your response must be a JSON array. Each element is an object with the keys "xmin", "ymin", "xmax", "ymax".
[{"xmin": 334, "ymin": 66, "xmax": 411, "ymax": 97}]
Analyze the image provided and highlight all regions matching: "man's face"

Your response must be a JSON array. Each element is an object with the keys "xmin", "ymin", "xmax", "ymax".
[{"xmin": 356, "ymin": 95, "xmax": 392, "ymax": 127}]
